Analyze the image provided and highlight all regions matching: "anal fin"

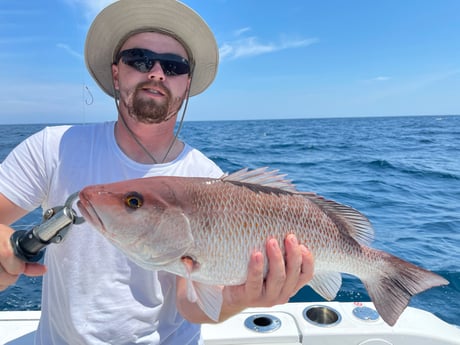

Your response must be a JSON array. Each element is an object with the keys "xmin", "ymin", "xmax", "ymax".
[
  {"xmin": 308, "ymin": 271, "xmax": 342, "ymax": 300},
  {"xmin": 193, "ymin": 282, "xmax": 224, "ymax": 322}
]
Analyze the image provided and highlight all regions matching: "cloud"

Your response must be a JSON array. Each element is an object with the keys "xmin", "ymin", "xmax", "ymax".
[
  {"xmin": 57, "ymin": 43, "xmax": 83, "ymax": 60},
  {"xmin": 220, "ymin": 36, "xmax": 318, "ymax": 60},
  {"xmin": 373, "ymin": 76, "xmax": 391, "ymax": 81},
  {"xmin": 233, "ymin": 27, "xmax": 251, "ymax": 37},
  {"xmin": 360, "ymin": 76, "xmax": 392, "ymax": 84}
]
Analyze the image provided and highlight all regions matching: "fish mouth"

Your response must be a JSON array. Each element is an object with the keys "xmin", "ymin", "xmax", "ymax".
[{"xmin": 77, "ymin": 193, "xmax": 107, "ymax": 234}]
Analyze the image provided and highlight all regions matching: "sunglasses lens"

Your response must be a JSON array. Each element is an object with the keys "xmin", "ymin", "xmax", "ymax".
[
  {"xmin": 121, "ymin": 51, "xmax": 153, "ymax": 73},
  {"xmin": 118, "ymin": 49, "xmax": 190, "ymax": 76},
  {"xmin": 160, "ymin": 60, "xmax": 190, "ymax": 76}
]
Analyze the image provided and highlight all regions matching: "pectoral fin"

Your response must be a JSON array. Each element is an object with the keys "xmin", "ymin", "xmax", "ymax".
[
  {"xmin": 180, "ymin": 256, "xmax": 223, "ymax": 322},
  {"xmin": 181, "ymin": 256, "xmax": 199, "ymax": 302}
]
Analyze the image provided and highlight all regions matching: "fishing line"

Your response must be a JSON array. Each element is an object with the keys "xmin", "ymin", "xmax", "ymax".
[
  {"xmin": 84, "ymin": 85, "xmax": 94, "ymax": 106},
  {"xmin": 112, "ymin": 73, "xmax": 193, "ymax": 164}
]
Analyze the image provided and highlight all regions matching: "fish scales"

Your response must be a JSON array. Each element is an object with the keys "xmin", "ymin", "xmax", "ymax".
[
  {"xmin": 77, "ymin": 167, "xmax": 449, "ymax": 326},
  {"xmin": 184, "ymin": 180, "xmax": 358, "ymax": 283}
]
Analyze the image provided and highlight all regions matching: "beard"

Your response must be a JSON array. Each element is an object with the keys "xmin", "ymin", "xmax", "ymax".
[{"xmin": 125, "ymin": 81, "xmax": 185, "ymax": 124}]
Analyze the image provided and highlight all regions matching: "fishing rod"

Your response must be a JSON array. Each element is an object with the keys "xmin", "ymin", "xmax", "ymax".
[{"xmin": 10, "ymin": 192, "xmax": 84, "ymax": 262}]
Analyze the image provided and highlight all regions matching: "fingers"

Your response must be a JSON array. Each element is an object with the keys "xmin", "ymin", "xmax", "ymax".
[
  {"xmin": 219, "ymin": 251, "xmax": 264, "ymax": 320},
  {"xmin": 281, "ymin": 234, "xmax": 305, "ymax": 299},
  {"xmin": 0, "ymin": 258, "xmax": 47, "ymax": 292},
  {"xmin": 264, "ymin": 238, "xmax": 288, "ymax": 303},
  {"xmin": 265, "ymin": 234, "xmax": 310, "ymax": 304},
  {"xmin": 220, "ymin": 235, "xmax": 314, "ymax": 321},
  {"xmin": 23, "ymin": 263, "xmax": 47, "ymax": 277},
  {"xmin": 295, "ymin": 244, "xmax": 315, "ymax": 292},
  {"xmin": 0, "ymin": 252, "xmax": 24, "ymax": 291},
  {"xmin": 245, "ymin": 234, "xmax": 314, "ymax": 307},
  {"xmin": 243, "ymin": 251, "xmax": 265, "ymax": 300},
  {"xmin": 0, "ymin": 225, "xmax": 47, "ymax": 291},
  {"xmin": 0, "ymin": 225, "xmax": 23, "ymax": 290},
  {"xmin": 0, "ymin": 270, "xmax": 19, "ymax": 291}
]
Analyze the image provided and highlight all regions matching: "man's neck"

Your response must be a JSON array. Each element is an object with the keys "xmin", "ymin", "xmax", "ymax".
[{"xmin": 114, "ymin": 113, "xmax": 183, "ymax": 164}]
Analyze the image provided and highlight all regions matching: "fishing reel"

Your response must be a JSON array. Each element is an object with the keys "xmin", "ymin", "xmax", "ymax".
[{"xmin": 10, "ymin": 192, "xmax": 84, "ymax": 262}]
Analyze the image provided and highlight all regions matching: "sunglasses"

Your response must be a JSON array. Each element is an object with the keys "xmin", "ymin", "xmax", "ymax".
[{"xmin": 116, "ymin": 48, "xmax": 190, "ymax": 76}]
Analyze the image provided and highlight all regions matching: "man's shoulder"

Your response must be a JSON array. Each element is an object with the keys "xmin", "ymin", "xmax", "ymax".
[
  {"xmin": 171, "ymin": 144, "xmax": 223, "ymax": 178},
  {"xmin": 40, "ymin": 122, "xmax": 113, "ymax": 140}
]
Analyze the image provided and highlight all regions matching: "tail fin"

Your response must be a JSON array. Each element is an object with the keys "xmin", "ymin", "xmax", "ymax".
[{"xmin": 363, "ymin": 251, "xmax": 449, "ymax": 326}]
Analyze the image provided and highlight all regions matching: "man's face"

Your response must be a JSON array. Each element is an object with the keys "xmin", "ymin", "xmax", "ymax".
[{"xmin": 112, "ymin": 32, "xmax": 191, "ymax": 124}]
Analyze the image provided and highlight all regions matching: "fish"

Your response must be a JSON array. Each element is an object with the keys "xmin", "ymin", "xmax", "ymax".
[{"xmin": 77, "ymin": 167, "xmax": 449, "ymax": 326}]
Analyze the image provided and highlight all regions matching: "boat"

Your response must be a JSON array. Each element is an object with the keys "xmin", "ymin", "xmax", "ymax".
[{"xmin": 1, "ymin": 301, "xmax": 460, "ymax": 344}]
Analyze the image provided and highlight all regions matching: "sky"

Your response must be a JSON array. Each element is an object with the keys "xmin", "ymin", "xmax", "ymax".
[{"xmin": 0, "ymin": 0, "xmax": 459, "ymax": 124}]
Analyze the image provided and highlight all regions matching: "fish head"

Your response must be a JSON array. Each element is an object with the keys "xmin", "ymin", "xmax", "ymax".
[{"xmin": 77, "ymin": 177, "xmax": 194, "ymax": 268}]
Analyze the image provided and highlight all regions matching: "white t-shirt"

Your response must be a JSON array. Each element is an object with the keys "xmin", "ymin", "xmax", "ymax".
[{"xmin": 0, "ymin": 122, "xmax": 223, "ymax": 344}]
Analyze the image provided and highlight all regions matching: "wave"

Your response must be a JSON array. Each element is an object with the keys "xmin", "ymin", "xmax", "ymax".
[
  {"xmin": 367, "ymin": 159, "xmax": 396, "ymax": 170},
  {"xmin": 366, "ymin": 159, "xmax": 460, "ymax": 180}
]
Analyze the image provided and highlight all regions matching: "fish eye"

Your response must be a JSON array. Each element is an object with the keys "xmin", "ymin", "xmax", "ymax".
[{"xmin": 124, "ymin": 192, "xmax": 144, "ymax": 209}]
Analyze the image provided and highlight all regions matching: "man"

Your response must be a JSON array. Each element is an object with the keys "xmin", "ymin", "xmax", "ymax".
[{"xmin": 0, "ymin": 0, "xmax": 314, "ymax": 344}]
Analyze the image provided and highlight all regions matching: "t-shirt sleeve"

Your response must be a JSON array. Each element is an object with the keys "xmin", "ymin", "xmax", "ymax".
[{"xmin": 0, "ymin": 129, "xmax": 49, "ymax": 211}]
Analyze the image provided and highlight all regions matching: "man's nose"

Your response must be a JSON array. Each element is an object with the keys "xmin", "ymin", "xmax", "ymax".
[{"xmin": 147, "ymin": 61, "xmax": 165, "ymax": 81}]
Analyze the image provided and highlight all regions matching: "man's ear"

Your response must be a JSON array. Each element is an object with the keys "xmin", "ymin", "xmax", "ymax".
[{"xmin": 112, "ymin": 63, "xmax": 119, "ymax": 91}]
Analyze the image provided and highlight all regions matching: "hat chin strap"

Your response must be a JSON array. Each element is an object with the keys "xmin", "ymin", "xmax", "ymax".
[{"xmin": 112, "ymin": 74, "xmax": 193, "ymax": 164}]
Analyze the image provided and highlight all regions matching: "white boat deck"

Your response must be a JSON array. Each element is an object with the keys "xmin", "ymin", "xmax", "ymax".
[{"xmin": 1, "ymin": 302, "xmax": 460, "ymax": 345}]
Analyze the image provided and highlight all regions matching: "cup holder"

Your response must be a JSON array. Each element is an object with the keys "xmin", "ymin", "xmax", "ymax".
[
  {"xmin": 244, "ymin": 314, "xmax": 281, "ymax": 333},
  {"xmin": 303, "ymin": 305, "xmax": 342, "ymax": 327}
]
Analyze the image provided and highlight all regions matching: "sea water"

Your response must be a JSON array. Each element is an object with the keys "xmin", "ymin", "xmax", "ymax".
[{"xmin": 0, "ymin": 116, "xmax": 459, "ymax": 326}]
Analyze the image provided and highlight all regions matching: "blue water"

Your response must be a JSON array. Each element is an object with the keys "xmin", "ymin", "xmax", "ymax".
[{"xmin": 0, "ymin": 116, "xmax": 459, "ymax": 326}]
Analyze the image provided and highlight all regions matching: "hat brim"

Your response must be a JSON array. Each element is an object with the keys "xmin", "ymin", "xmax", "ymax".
[{"xmin": 85, "ymin": 0, "xmax": 218, "ymax": 97}]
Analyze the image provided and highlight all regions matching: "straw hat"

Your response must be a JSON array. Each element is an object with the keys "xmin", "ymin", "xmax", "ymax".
[{"xmin": 85, "ymin": 0, "xmax": 218, "ymax": 97}]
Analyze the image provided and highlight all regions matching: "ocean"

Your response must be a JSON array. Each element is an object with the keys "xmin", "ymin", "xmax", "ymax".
[{"xmin": 0, "ymin": 115, "xmax": 459, "ymax": 326}]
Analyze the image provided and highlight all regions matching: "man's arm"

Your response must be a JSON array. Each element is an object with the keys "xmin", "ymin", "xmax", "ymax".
[{"xmin": 176, "ymin": 234, "xmax": 314, "ymax": 323}]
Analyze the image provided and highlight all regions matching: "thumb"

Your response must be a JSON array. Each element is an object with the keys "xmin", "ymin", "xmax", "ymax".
[{"xmin": 23, "ymin": 262, "xmax": 47, "ymax": 277}]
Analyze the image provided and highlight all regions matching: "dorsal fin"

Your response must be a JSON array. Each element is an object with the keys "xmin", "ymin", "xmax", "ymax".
[
  {"xmin": 301, "ymin": 193, "xmax": 374, "ymax": 245},
  {"xmin": 222, "ymin": 167, "xmax": 298, "ymax": 192},
  {"xmin": 222, "ymin": 168, "xmax": 373, "ymax": 245}
]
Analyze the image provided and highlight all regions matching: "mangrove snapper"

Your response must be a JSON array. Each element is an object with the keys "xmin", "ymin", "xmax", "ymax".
[{"xmin": 77, "ymin": 168, "xmax": 448, "ymax": 325}]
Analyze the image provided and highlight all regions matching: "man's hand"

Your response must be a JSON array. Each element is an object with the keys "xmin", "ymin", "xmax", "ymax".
[
  {"xmin": 219, "ymin": 234, "xmax": 314, "ymax": 320},
  {"xmin": 177, "ymin": 234, "xmax": 314, "ymax": 323},
  {"xmin": 0, "ymin": 225, "xmax": 47, "ymax": 291}
]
